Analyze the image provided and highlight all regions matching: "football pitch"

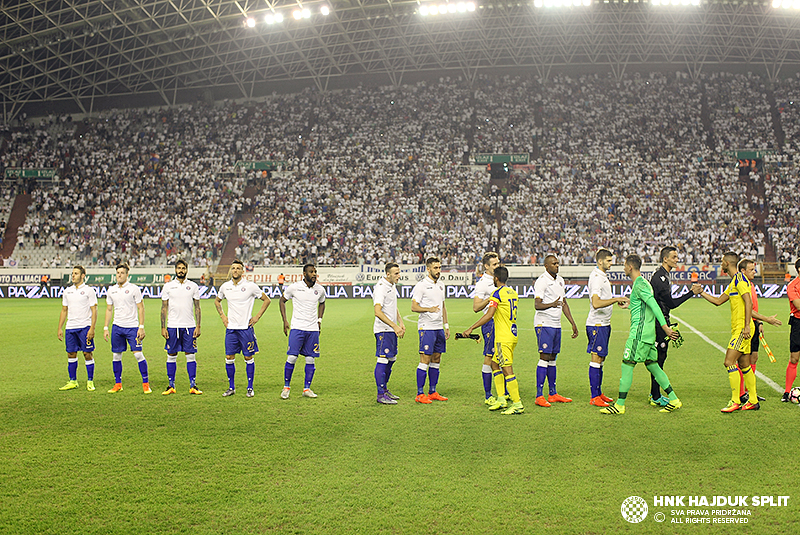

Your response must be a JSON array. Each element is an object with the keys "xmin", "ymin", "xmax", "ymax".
[{"xmin": 1, "ymin": 296, "xmax": 798, "ymax": 535}]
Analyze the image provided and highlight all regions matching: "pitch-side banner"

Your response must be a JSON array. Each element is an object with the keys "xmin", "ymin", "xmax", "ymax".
[
  {"xmin": 241, "ymin": 265, "xmax": 472, "ymax": 286},
  {"xmin": 0, "ymin": 283, "xmax": 792, "ymax": 300}
]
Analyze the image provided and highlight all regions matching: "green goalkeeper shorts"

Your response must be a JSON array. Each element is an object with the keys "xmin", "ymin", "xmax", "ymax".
[{"xmin": 623, "ymin": 337, "xmax": 657, "ymax": 364}]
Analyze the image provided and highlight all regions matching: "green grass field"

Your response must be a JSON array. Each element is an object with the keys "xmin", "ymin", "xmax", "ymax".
[{"xmin": 1, "ymin": 295, "xmax": 798, "ymax": 535}]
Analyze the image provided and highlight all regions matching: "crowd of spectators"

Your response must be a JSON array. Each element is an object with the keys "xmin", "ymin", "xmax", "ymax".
[
  {"xmin": 706, "ymin": 72, "xmax": 777, "ymax": 152},
  {"xmin": 0, "ymin": 71, "xmax": 796, "ymax": 269}
]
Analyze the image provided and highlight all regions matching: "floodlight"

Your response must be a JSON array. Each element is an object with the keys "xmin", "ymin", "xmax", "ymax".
[
  {"xmin": 582, "ymin": 0, "xmax": 591, "ymax": 5},
  {"xmin": 429, "ymin": 5, "xmax": 439, "ymax": 14},
  {"xmin": 448, "ymin": 3, "xmax": 457, "ymax": 12},
  {"xmin": 466, "ymin": 2, "xmax": 476, "ymax": 10},
  {"xmin": 265, "ymin": 14, "xmax": 274, "ymax": 24},
  {"xmin": 534, "ymin": 0, "xmax": 543, "ymax": 6},
  {"xmin": 457, "ymin": 2, "xmax": 467, "ymax": 12},
  {"xmin": 439, "ymin": 4, "xmax": 448, "ymax": 13},
  {"xmin": 302, "ymin": 8, "xmax": 311, "ymax": 18},
  {"xmin": 772, "ymin": 0, "xmax": 781, "ymax": 7},
  {"xmin": 321, "ymin": 5, "xmax": 330, "ymax": 15},
  {"xmin": 293, "ymin": 9, "xmax": 302, "ymax": 19},
  {"xmin": 246, "ymin": 17, "xmax": 256, "ymax": 28},
  {"xmin": 420, "ymin": 5, "xmax": 430, "ymax": 14},
  {"xmin": 275, "ymin": 13, "xmax": 284, "ymax": 22}
]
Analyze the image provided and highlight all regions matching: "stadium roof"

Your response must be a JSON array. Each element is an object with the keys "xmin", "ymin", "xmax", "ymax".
[{"xmin": 3, "ymin": 0, "xmax": 800, "ymax": 119}]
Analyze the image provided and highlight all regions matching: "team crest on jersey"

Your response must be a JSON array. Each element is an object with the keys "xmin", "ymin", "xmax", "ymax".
[
  {"xmin": 80, "ymin": 291, "xmax": 85, "ymax": 295},
  {"xmin": 186, "ymin": 285, "xmax": 191, "ymax": 290},
  {"xmin": 424, "ymin": 345, "xmax": 430, "ymax": 350},
  {"xmin": 241, "ymin": 287, "xmax": 247, "ymax": 292},
  {"xmin": 543, "ymin": 343, "xmax": 548, "ymax": 349},
  {"xmin": 314, "ymin": 290, "xmax": 319, "ymax": 295},
  {"xmin": 125, "ymin": 290, "xmax": 130, "ymax": 294}
]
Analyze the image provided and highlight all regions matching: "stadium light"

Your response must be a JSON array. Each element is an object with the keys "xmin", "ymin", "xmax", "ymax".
[
  {"xmin": 534, "ymin": 0, "xmax": 592, "ymax": 7},
  {"xmin": 246, "ymin": 17, "xmax": 256, "ymax": 28},
  {"xmin": 292, "ymin": 9, "xmax": 311, "ymax": 19},
  {"xmin": 419, "ymin": 2, "xmax": 476, "ymax": 15},
  {"xmin": 321, "ymin": 5, "xmax": 330, "ymax": 15}
]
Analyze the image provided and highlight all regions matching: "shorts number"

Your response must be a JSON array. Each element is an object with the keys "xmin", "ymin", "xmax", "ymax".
[
  {"xmin": 247, "ymin": 341, "xmax": 255, "ymax": 352},
  {"xmin": 313, "ymin": 344, "xmax": 319, "ymax": 353}
]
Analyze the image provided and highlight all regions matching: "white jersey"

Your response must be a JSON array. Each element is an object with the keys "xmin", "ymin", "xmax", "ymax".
[
  {"xmin": 218, "ymin": 279, "xmax": 264, "ymax": 330},
  {"xmin": 62, "ymin": 283, "xmax": 98, "ymax": 330},
  {"xmin": 586, "ymin": 266, "xmax": 613, "ymax": 326},
  {"xmin": 373, "ymin": 276, "xmax": 399, "ymax": 334},
  {"xmin": 533, "ymin": 272, "xmax": 566, "ymax": 328},
  {"xmin": 412, "ymin": 276, "xmax": 446, "ymax": 330},
  {"xmin": 106, "ymin": 281, "xmax": 143, "ymax": 328},
  {"xmin": 162, "ymin": 279, "xmax": 200, "ymax": 328},
  {"xmin": 473, "ymin": 273, "xmax": 496, "ymax": 315},
  {"xmin": 283, "ymin": 281, "xmax": 326, "ymax": 332}
]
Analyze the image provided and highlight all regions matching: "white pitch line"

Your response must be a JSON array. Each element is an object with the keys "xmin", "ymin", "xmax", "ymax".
[{"xmin": 671, "ymin": 313, "xmax": 783, "ymax": 393}]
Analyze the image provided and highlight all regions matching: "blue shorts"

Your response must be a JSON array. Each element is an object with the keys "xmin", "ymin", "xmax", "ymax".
[
  {"xmin": 586, "ymin": 325, "xmax": 612, "ymax": 358},
  {"xmin": 225, "ymin": 328, "xmax": 258, "ymax": 357},
  {"xmin": 165, "ymin": 327, "xmax": 197, "ymax": 354},
  {"xmin": 287, "ymin": 329, "xmax": 320, "ymax": 358},
  {"xmin": 111, "ymin": 326, "xmax": 143, "ymax": 353},
  {"xmin": 419, "ymin": 329, "xmax": 446, "ymax": 356},
  {"xmin": 65, "ymin": 326, "xmax": 95, "ymax": 354},
  {"xmin": 535, "ymin": 326, "xmax": 561, "ymax": 355},
  {"xmin": 481, "ymin": 321, "xmax": 495, "ymax": 357},
  {"xmin": 375, "ymin": 332, "xmax": 398, "ymax": 358}
]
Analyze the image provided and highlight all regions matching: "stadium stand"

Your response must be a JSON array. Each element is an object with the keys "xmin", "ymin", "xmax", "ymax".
[{"xmin": 0, "ymin": 72, "xmax": 797, "ymax": 268}]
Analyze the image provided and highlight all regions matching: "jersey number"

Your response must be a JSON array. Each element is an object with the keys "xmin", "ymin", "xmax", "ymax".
[{"xmin": 509, "ymin": 298, "xmax": 518, "ymax": 321}]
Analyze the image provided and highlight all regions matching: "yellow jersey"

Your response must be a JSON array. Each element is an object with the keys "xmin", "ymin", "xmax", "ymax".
[
  {"xmin": 724, "ymin": 272, "xmax": 755, "ymax": 335},
  {"xmin": 488, "ymin": 285, "xmax": 519, "ymax": 344}
]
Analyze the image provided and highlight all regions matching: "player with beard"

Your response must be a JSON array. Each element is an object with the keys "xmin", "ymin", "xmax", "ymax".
[
  {"xmin": 216, "ymin": 260, "xmax": 271, "ymax": 398},
  {"xmin": 161, "ymin": 259, "xmax": 203, "ymax": 395},
  {"xmin": 280, "ymin": 264, "xmax": 327, "ymax": 399},
  {"xmin": 412, "ymin": 257, "xmax": 450, "ymax": 404}
]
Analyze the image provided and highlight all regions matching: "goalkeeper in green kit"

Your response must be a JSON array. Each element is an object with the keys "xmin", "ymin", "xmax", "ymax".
[{"xmin": 601, "ymin": 255, "xmax": 682, "ymax": 415}]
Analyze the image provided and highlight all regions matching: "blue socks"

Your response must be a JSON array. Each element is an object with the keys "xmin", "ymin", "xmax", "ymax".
[
  {"xmin": 284, "ymin": 362, "xmax": 295, "ymax": 387},
  {"xmin": 167, "ymin": 361, "xmax": 177, "ymax": 387},
  {"xmin": 416, "ymin": 364, "xmax": 428, "ymax": 395},
  {"xmin": 375, "ymin": 361, "xmax": 388, "ymax": 395},
  {"xmin": 536, "ymin": 360, "xmax": 547, "ymax": 397},
  {"xmin": 303, "ymin": 363, "xmax": 315, "ymax": 389},
  {"xmin": 547, "ymin": 361, "xmax": 557, "ymax": 396},
  {"xmin": 137, "ymin": 359, "xmax": 149, "ymax": 384},
  {"xmin": 67, "ymin": 359, "xmax": 78, "ymax": 381},
  {"xmin": 482, "ymin": 364, "xmax": 493, "ymax": 398},
  {"xmin": 86, "ymin": 361, "xmax": 94, "ymax": 381},
  {"xmin": 246, "ymin": 360, "xmax": 254, "ymax": 389},
  {"xmin": 187, "ymin": 361, "xmax": 197, "ymax": 387},
  {"xmin": 428, "ymin": 363, "xmax": 440, "ymax": 394},
  {"xmin": 226, "ymin": 359, "xmax": 235, "ymax": 389},
  {"xmin": 113, "ymin": 360, "xmax": 123, "ymax": 383},
  {"xmin": 589, "ymin": 362, "xmax": 601, "ymax": 398}
]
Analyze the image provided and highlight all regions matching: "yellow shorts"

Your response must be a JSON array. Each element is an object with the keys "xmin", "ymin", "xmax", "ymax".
[
  {"xmin": 493, "ymin": 341, "xmax": 517, "ymax": 367},
  {"xmin": 728, "ymin": 330, "xmax": 751, "ymax": 354}
]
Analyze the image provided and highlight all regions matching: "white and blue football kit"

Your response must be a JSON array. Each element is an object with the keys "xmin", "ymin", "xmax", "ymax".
[{"xmin": 282, "ymin": 281, "xmax": 326, "ymax": 391}]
